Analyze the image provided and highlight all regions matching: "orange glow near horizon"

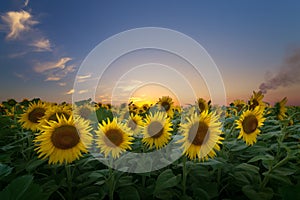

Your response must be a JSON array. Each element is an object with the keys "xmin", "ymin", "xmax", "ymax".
[{"xmin": 129, "ymin": 84, "xmax": 180, "ymax": 106}]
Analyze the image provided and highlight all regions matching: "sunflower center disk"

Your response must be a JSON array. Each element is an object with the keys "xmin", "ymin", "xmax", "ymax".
[
  {"xmin": 188, "ymin": 122, "xmax": 209, "ymax": 145},
  {"xmin": 28, "ymin": 108, "xmax": 46, "ymax": 123},
  {"xmin": 161, "ymin": 102, "xmax": 171, "ymax": 112},
  {"xmin": 250, "ymin": 99, "xmax": 259, "ymax": 110},
  {"xmin": 147, "ymin": 121, "xmax": 164, "ymax": 138},
  {"xmin": 128, "ymin": 119, "xmax": 137, "ymax": 131},
  {"xmin": 51, "ymin": 125, "xmax": 80, "ymax": 149},
  {"xmin": 104, "ymin": 129, "xmax": 124, "ymax": 147},
  {"xmin": 242, "ymin": 115, "xmax": 258, "ymax": 134},
  {"xmin": 198, "ymin": 103, "xmax": 206, "ymax": 112}
]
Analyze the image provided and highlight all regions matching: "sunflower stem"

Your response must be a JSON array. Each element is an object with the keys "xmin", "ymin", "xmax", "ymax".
[
  {"xmin": 108, "ymin": 166, "xmax": 115, "ymax": 200},
  {"xmin": 182, "ymin": 156, "xmax": 187, "ymax": 196},
  {"xmin": 65, "ymin": 164, "xmax": 73, "ymax": 200},
  {"xmin": 108, "ymin": 157, "xmax": 115, "ymax": 200}
]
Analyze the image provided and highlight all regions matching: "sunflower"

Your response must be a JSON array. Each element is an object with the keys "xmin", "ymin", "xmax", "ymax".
[
  {"xmin": 235, "ymin": 107, "xmax": 266, "ymax": 146},
  {"xmin": 178, "ymin": 111, "xmax": 223, "ymax": 161},
  {"xmin": 34, "ymin": 115, "xmax": 93, "ymax": 164},
  {"xmin": 39, "ymin": 105, "xmax": 72, "ymax": 128},
  {"xmin": 96, "ymin": 118, "xmax": 134, "ymax": 158},
  {"xmin": 274, "ymin": 97, "xmax": 287, "ymax": 120},
  {"xmin": 249, "ymin": 91, "xmax": 265, "ymax": 110},
  {"xmin": 126, "ymin": 113, "xmax": 144, "ymax": 135},
  {"xmin": 157, "ymin": 96, "xmax": 174, "ymax": 118},
  {"xmin": 142, "ymin": 112, "xmax": 173, "ymax": 149},
  {"xmin": 73, "ymin": 103, "xmax": 95, "ymax": 121},
  {"xmin": 19, "ymin": 101, "xmax": 48, "ymax": 131},
  {"xmin": 232, "ymin": 99, "xmax": 246, "ymax": 113},
  {"xmin": 196, "ymin": 98, "xmax": 209, "ymax": 113}
]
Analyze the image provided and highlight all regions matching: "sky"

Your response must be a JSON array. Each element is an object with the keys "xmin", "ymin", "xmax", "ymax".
[{"xmin": 1, "ymin": 0, "xmax": 300, "ymax": 105}]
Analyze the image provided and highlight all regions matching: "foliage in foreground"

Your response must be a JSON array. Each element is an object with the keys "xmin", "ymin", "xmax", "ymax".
[{"xmin": 0, "ymin": 96, "xmax": 300, "ymax": 200}]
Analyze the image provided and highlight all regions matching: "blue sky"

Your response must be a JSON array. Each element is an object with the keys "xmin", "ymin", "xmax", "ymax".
[{"xmin": 1, "ymin": 1, "xmax": 300, "ymax": 105}]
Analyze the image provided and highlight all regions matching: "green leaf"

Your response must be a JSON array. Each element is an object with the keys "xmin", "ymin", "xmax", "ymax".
[
  {"xmin": 0, "ymin": 163, "xmax": 13, "ymax": 179},
  {"xmin": 263, "ymin": 173, "xmax": 292, "ymax": 185},
  {"xmin": 118, "ymin": 186, "xmax": 140, "ymax": 200},
  {"xmin": 248, "ymin": 154, "xmax": 274, "ymax": 163},
  {"xmin": 235, "ymin": 163, "xmax": 259, "ymax": 174},
  {"xmin": 26, "ymin": 158, "xmax": 46, "ymax": 172},
  {"xmin": 0, "ymin": 175, "xmax": 46, "ymax": 200},
  {"xmin": 242, "ymin": 185, "xmax": 263, "ymax": 200},
  {"xmin": 154, "ymin": 169, "xmax": 180, "ymax": 195},
  {"xmin": 117, "ymin": 176, "xmax": 134, "ymax": 188},
  {"xmin": 192, "ymin": 187, "xmax": 210, "ymax": 200}
]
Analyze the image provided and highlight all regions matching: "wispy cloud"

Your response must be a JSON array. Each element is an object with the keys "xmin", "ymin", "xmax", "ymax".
[
  {"xmin": 1, "ymin": 10, "xmax": 38, "ymax": 40},
  {"xmin": 34, "ymin": 57, "xmax": 72, "ymax": 73},
  {"xmin": 66, "ymin": 89, "xmax": 74, "ymax": 95},
  {"xmin": 58, "ymin": 82, "xmax": 67, "ymax": 86},
  {"xmin": 14, "ymin": 72, "xmax": 29, "ymax": 81},
  {"xmin": 78, "ymin": 90, "xmax": 89, "ymax": 94},
  {"xmin": 24, "ymin": 0, "xmax": 30, "ymax": 7},
  {"xmin": 33, "ymin": 57, "xmax": 76, "ymax": 82},
  {"xmin": 44, "ymin": 64, "xmax": 76, "ymax": 81},
  {"xmin": 30, "ymin": 38, "xmax": 52, "ymax": 52}
]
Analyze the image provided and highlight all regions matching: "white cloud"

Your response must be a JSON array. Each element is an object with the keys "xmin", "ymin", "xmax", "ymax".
[
  {"xmin": 77, "ymin": 74, "xmax": 91, "ymax": 80},
  {"xmin": 66, "ymin": 89, "xmax": 74, "ymax": 95},
  {"xmin": 78, "ymin": 90, "xmax": 89, "ymax": 94},
  {"xmin": 24, "ymin": 0, "xmax": 30, "ymax": 7},
  {"xmin": 45, "ymin": 76, "xmax": 61, "ymax": 81},
  {"xmin": 1, "ymin": 10, "xmax": 38, "ymax": 40},
  {"xmin": 31, "ymin": 38, "xmax": 52, "ymax": 52},
  {"xmin": 44, "ymin": 64, "xmax": 76, "ymax": 81},
  {"xmin": 58, "ymin": 82, "xmax": 67, "ymax": 86},
  {"xmin": 34, "ymin": 57, "xmax": 72, "ymax": 73}
]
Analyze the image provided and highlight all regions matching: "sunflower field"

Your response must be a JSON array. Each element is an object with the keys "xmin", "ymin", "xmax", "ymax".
[{"xmin": 0, "ymin": 92, "xmax": 300, "ymax": 200}]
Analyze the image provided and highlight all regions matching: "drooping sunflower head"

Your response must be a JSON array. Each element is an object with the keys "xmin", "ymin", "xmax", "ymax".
[
  {"xmin": 96, "ymin": 118, "xmax": 134, "ymax": 158},
  {"xmin": 142, "ymin": 111, "xmax": 173, "ymax": 149},
  {"xmin": 39, "ymin": 105, "xmax": 72, "ymax": 128},
  {"xmin": 232, "ymin": 99, "xmax": 246, "ymax": 113},
  {"xmin": 73, "ymin": 103, "xmax": 95, "ymax": 121},
  {"xmin": 126, "ymin": 113, "xmax": 144, "ymax": 135},
  {"xmin": 235, "ymin": 107, "xmax": 266, "ymax": 146},
  {"xmin": 7, "ymin": 98, "xmax": 17, "ymax": 106},
  {"xmin": 157, "ymin": 96, "xmax": 174, "ymax": 118},
  {"xmin": 248, "ymin": 91, "xmax": 265, "ymax": 110},
  {"xmin": 34, "ymin": 115, "xmax": 93, "ymax": 164},
  {"xmin": 274, "ymin": 97, "xmax": 288, "ymax": 120},
  {"xmin": 178, "ymin": 111, "xmax": 223, "ymax": 161},
  {"xmin": 196, "ymin": 98, "xmax": 209, "ymax": 113},
  {"xmin": 19, "ymin": 101, "xmax": 49, "ymax": 131}
]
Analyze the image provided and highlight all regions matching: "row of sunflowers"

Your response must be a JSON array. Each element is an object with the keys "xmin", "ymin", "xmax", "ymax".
[{"xmin": 0, "ymin": 92, "xmax": 299, "ymax": 199}]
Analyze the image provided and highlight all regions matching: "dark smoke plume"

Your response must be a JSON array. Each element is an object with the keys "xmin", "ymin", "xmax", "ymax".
[{"xmin": 259, "ymin": 49, "xmax": 300, "ymax": 94}]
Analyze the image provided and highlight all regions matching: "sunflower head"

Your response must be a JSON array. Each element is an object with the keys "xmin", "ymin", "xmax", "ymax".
[
  {"xmin": 232, "ymin": 99, "xmax": 246, "ymax": 113},
  {"xmin": 19, "ymin": 101, "xmax": 49, "ymax": 131},
  {"xmin": 235, "ymin": 107, "xmax": 266, "ymax": 146},
  {"xmin": 142, "ymin": 111, "xmax": 173, "ymax": 149},
  {"xmin": 274, "ymin": 97, "xmax": 288, "ymax": 120},
  {"xmin": 196, "ymin": 98, "xmax": 209, "ymax": 113},
  {"xmin": 96, "ymin": 118, "xmax": 134, "ymax": 158},
  {"xmin": 73, "ymin": 103, "xmax": 95, "ymax": 121},
  {"xmin": 249, "ymin": 91, "xmax": 265, "ymax": 110},
  {"xmin": 7, "ymin": 98, "xmax": 17, "ymax": 106},
  {"xmin": 39, "ymin": 105, "xmax": 72, "ymax": 128},
  {"xmin": 34, "ymin": 115, "xmax": 92, "ymax": 164},
  {"xmin": 126, "ymin": 113, "xmax": 144, "ymax": 135},
  {"xmin": 157, "ymin": 96, "xmax": 174, "ymax": 118},
  {"xmin": 178, "ymin": 111, "xmax": 223, "ymax": 161}
]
